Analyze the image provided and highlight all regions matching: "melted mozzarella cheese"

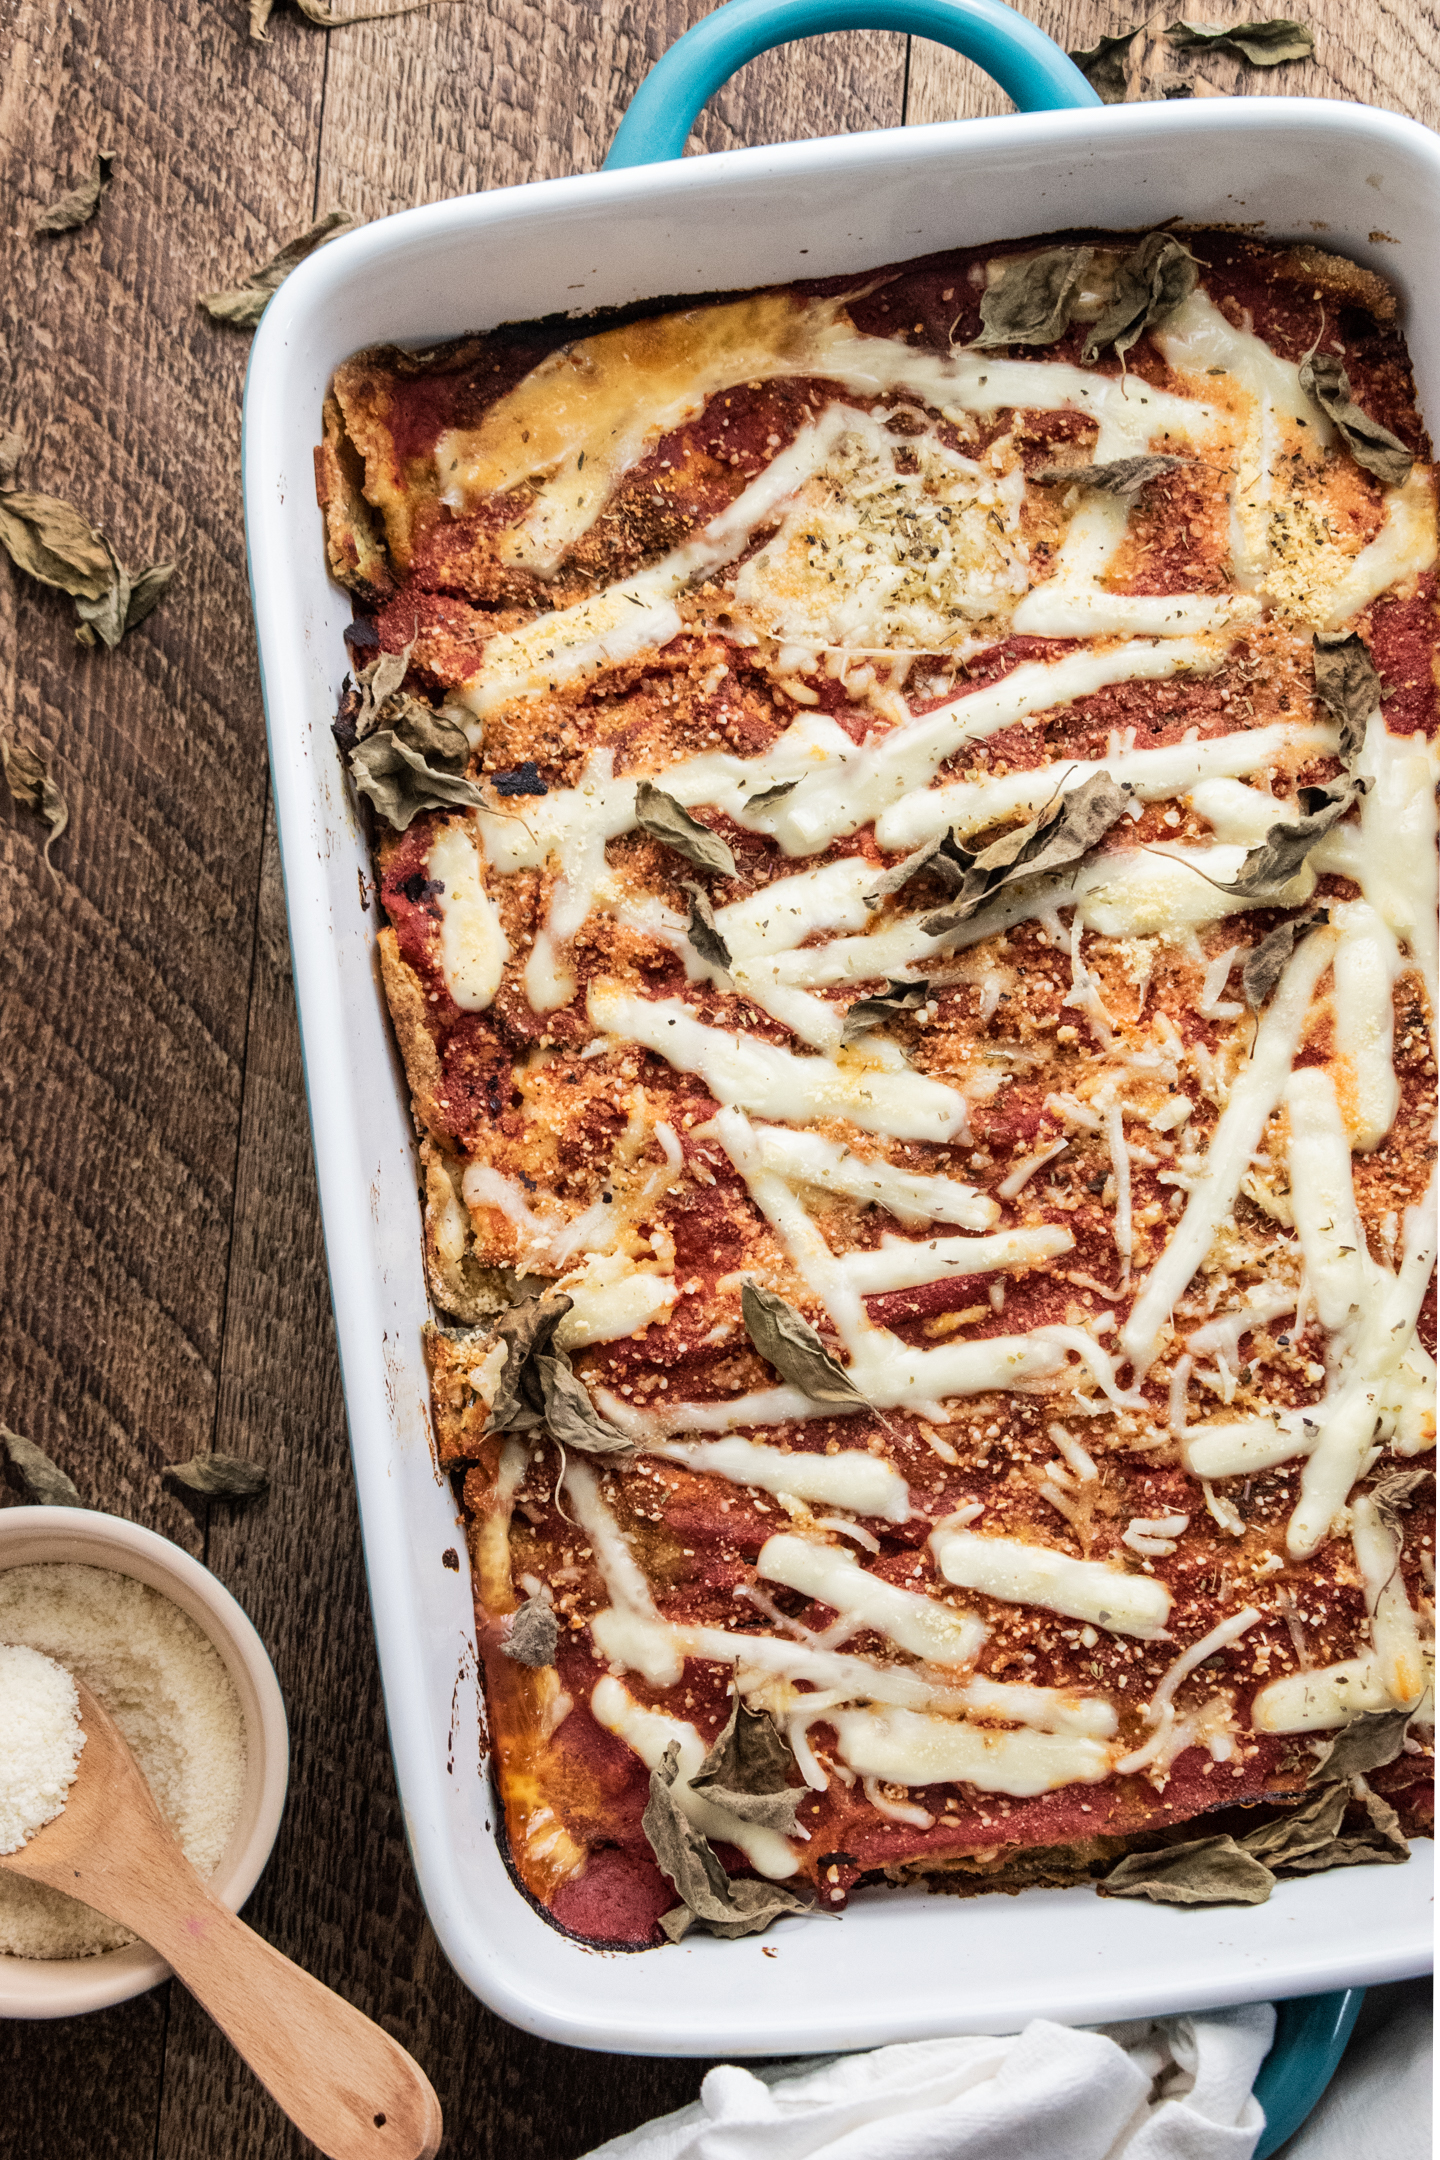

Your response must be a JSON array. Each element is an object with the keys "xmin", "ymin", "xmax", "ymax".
[
  {"xmin": 1320, "ymin": 467, "xmax": 1438, "ymax": 628},
  {"xmin": 647, "ymin": 1436, "xmax": 911, "ymax": 1520},
  {"xmin": 1121, "ymin": 924, "xmax": 1339, "ymax": 1378},
  {"xmin": 877, "ymin": 722, "xmax": 1334, "ymax": 852},
  {"xmin": 552, "ymin": 1251, "xmax": 677, "ymax": 1349},
  {"xmin": 589, "ymin": 1675, "xmax": 800, "ymax": 1878},
  {"xmin": 1250, "ymin": 1655, "xmax": 1396, "ymax": 1731},
  {"xmin": 772, "ymin": 641, "xmax": 1222, "ymax": 859},
  {"xmin": 929, "ymin": 1526, "xmax": 1171, "ymax": 1638},
  {"xmin": 758, "ymin": 1534, "xmax": 986, "ymax": 1666},
  {"xmin": 587, "ymin": 982, "xmax": 969, "ymax": 1141},
  {"xmin": 1287, "ymin": 1187, "xmax": 1438, "ymax": 1558},
  {"xmin": 427, "ymin": 820, "xmax": 509, "ymax": 1010},
  {"xmin": 1285, "ymin": 1066, "xmax": 1377, "ymax": 1332},
  {"xmin": 1181, "ymin": 1415, "xmax": 1317, "ymax": 1479},
  {"xmin": 745, "ymin": 1123, "xmax": 999, "ymax": 1230},
  {"xmin": 733, "ymin": 411, "xmax": 1029, "ymax": 650},
  {"xmin": 1354, "ymin": 717, "xmax": 1440, "ymax": 1037},
  {"xmin": 1351, "ymin": 1490, "xmax": 1428, "ymax": 1710},
  {"xmin": 828, "ymin": 1703, "xmax": 1114, "ymax": 1796},
  {"xmin": 1330, "ymin": 901, "xmax": 1401, "ymax": 1151},
  {"xmin": 837, "ymin": 1224, "xmax": 1073, "ymax": 1293}
]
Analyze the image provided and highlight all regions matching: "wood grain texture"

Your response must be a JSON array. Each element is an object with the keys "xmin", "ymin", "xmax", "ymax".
[
  {"xmin": 1, "ymin": 1, "xmax": 1435, "ymax": 2153},
  {"xmin": 907, "ymin": 0, "xmax": 1439, "ymax": 133}
]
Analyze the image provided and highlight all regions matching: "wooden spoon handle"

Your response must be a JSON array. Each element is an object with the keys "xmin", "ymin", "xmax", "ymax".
[{"xmin": 140, "ymin": 1884, "xmax": 442, "ymax": 2160}]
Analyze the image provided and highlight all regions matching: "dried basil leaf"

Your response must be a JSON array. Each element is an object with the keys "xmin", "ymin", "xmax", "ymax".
[
  {"xmin": 503, "ymin": 1595, "xmax": 559, "ymax": 1668},
  {"xmin": 199, "ymin": 210, "xmax": 355, "ymax": 329},
  {"xmin": 1313, "ymin": 631, "xmax": 1382, "ymax": 767},
  {"xmin": 34, "ymin": 151, "xmax": 115, "ymax": 236},
  {"xmin": 842, "ymin": 978, "xmax": 930, "ymax": 1045},
  {"xmin": 1300, "ymin": 351, "xmax": 1414, "ymax": 488},
  {"xmin": 1218, "ymin": 778, "xmax": 1365, "ymax": 896},
  {"xmin": 348, "ymin": 728, "xmax": 485, "ymax": 830},
  {"xmin": 1099, "ymin": 1834, "xmax": 1274, "ymax": 1905},
  {"xmin": 683, "ymin": 882, "xmax": 734, "ymax": 978},
  {"xmin": 1069, "ymin": 25, "xmax": 1144, "ymax": 101},
  {"xmin": 1, "ymin": 1425, "xmax": 82, "ymax": 1507},
  {"xmin": 644, "ymin": 1741, "xmax": 814, "ymax": 1942},
  {"xmin": 1167, "ymin": 17, "xmax": 1315, "ymax": 63},
  {"xmin": 745, "ymin": 779, "xmax": 800, "ymax": 811},
  {"xmin": 250, "ymin": 0, "xmax": 437, "ymax": 38},
  {"xmin": 1241, "ymin": 908, "xmax": 1328, "ymax": 1011},
  {"xmin": 742, "ymin": 1281, "xmax": 869, "ymax": 1411},
  {"xmin": 532, "ymin": 1352, "xmax": 634, "ymax": 1457},
  {"xmin": 125, "ymin": 561, "xmax": 177, "ymax": 633},
  {"xmin": 485, "ymin": 1287, "xmax": 574, "ymax": 1433},
  {"xmin": 72, "ymin": 536, "xmax": 131, "ymax": 649},
  {"xmin": 1031, "ymin": 455, "xmax": 1185, "ymax": 496},
  {"xmin": 690, "ymin": 1696, "xmax": 806, "ymax": 1836},
  {"xmin": 0, "ymin": 488, "xmax": 114, "ymax": 598},
  {"xmin": 864, "ymin": 830, "xmax": 973, "ymax": 907},
  {"xmin": 164, "ymin": 1451, "xmax": 270, "ymax": 1500},
  {"xmin": 635, "ymin": 780, "xmax": 737, "ymax": 878},
  {"xmin": 1283, "ymin": 1784, "xmax": 1409, "ymax": 1872},
  {"xmin": 1307, "ymin": 1707, "xmax": 1412, "ymax": 1785},
  {"xmin": 973, "ymin": 247, "xmax": 1093, "ymax": 351},
  {"xmin": 1239, "ymin": 1781, "xmax": 1349, "ymax": 1866},
  {"xmin": 1, "ymin": 734, "xmax": 69, "ymax": 874},
  {"xmin": 1368, "ymin": 1467, "xmax": 1433, "ymax": 1537},
  {"xmin": 1084, "ymin": 233, "xmax": 1198, "ymax": 364},
  {"xmin": 923, "ymin": 771, "xmax": 1131, "ymax": 937}
]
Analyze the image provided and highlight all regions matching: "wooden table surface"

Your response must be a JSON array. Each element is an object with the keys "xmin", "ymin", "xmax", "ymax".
[{"xmin": 2, "ymin": 0, "xmax": 1435, "ymax": 2149}]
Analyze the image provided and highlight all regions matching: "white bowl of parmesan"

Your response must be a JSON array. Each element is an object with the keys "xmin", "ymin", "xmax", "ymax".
[{"xmin": 0, "ymin": 1507, "xmax": 288, "ymax": 2016}]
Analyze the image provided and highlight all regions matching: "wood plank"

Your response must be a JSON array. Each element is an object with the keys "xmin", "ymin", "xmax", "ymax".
[
  {"xmin": 310, "ymin": 0, "xmax": 905, "ymax": 212},
  {"xmin": 158, "ymin": 804, "xmax": 711, "ymax": 2156},
  {"xmin": 0, "ymin": 0, "xmax": 323, "ymax": 2141},
  {"xmin": 906, "ymin": 0, "xmax": 1439, "ymax": 135},
  {"xmin": 0, "ymin": 1991, "xmax": 169, "ymax": 2160}
]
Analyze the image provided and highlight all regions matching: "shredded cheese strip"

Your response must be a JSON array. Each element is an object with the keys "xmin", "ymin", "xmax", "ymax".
[
  {"xmin": 757, "ymin": 1534, "xmax": 987, "ymax": 1667},
  {"xmin": 836, "ymin": 1225, "xmax": 1073, "ymax": 1293},
  {"xmin": 929, "ymin": 1525, "xmax": 1171, "ymax": 1638},
  {"xmin": 827, "ymin": 1703, "xmax": 1115, "ymax": 1797},
  {"xmin": 1121, "ymin": 925, "xmax": 1339, "ymax": 1378}
]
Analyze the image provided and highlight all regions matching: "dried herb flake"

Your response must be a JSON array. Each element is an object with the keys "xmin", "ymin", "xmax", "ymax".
[
  {"xmin": 1031, "ymin": 455, "xmax": 1185, "ymax": 496},
  {"xmin": 973, "ymin": 247, "xmax": 1094, "ymax": 351},
  {"xmin": 1, "ymin": 1425, "xmax": 82, "ymax": 1507},
  {"xmin": 1100, "ymin": 1834, "xmax": 1274, "ymax": 1905},
  {"xmin": 1, "ymin": 735, "xmax": 69, "ymax": 874},
  {"xmin": 164, "ymin": 1452, "xmax": 270, "ymax": 1500},
  {"xmin": 484, "ymin": 1286, "xmax": 632, "ymax": 1456},
  {"xmin": 643, "ymin": 1740, "xmax": 813, "ymax": 1942},
  {"xmin": 923, "ymin": 771, "xmax": 1131, "ymax": 938},
  {"xmin": 1219, "ymin": 778, "xmax": 1365, "ymax": 897},
  {"xmin": 690, "ymin": 1696, "xmax": 806, "ymax": 1837},
  {"xmin": 503, "ymin": 1595, "xmax": 559, "ymax": 1668},
  {"xmin": 841, "ymin": 979, "xmax": 930, "ymax": 1045},
  {"xmin": 199, "ymin": 210, "xmax": 355, "ymax": 329},
  {"xmin": 742, "ymin": 1281, "xmax": 869, "ymax": 1412},
  {"xmin": 1167, "ymin": 18, "xmax": 1315, "ymax": 64},
  {"xmin": 682, "ymin": 882, "xmax": 734, "ymax": 979},
  {"xmin": 1241, "ymin": 908, "xmax": 1328, "ymax": 1010},
  {"xmin": 33, "ymin": 151, "xmax": 115, "ymax": 236},
  {"xmin": 1083, "ymin": 233, "xmax": 1198, "ymax": 364},
  {"xmin": 1313, "ymin": 631, "xmax": 1382, "ymax": 767},
  {"xmin": 1299, "ymin": 350, "xmax": 1413, "ymax": 488},
  {"xmin": 1068, "ymin": 25, "xmax": 1145, "ymax": 101},
  {"xmin": 250, "ymin": 0, "xmax": 439, "ymax": 39},
  {"xmin": 635, "ymin": 781, "xmax": 737, "ymax": 878}
]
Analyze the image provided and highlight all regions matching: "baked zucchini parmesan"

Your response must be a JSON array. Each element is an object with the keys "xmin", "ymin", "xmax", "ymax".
[{"xmin": 318, "ymin": 229, "xmax": 1436, "ymax": 1948}]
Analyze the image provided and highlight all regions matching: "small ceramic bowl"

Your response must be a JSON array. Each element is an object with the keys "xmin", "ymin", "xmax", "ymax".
[{"xmin": 0, "ymin": 1506, "xmax": 289, "ymax": 2017}]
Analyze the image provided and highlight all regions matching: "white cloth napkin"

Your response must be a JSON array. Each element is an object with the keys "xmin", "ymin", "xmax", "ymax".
[{"xmin": 583, "ymin": 2006, "xmax": 1275, "ymax": 2160}]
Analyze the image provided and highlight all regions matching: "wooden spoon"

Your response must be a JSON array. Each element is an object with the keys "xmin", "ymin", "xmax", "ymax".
[{"xmin": 2, "ymin": 1680, "xmax": 442, "ymax": 2160}]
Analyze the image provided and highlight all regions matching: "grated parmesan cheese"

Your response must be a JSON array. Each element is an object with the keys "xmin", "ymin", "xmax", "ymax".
[
  {"xmin": 0, "ymin": 1565, "xmax": 246, "ymax": 1960},
  {"xmin": 0, "ymin": 1644, "xmax": 84, "ymax": 1857}
]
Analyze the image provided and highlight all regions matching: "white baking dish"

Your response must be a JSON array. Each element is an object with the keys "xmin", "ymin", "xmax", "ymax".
[{"xmin": 243, "ymin": 89, "xmax": 1437, "ymax": 2053}]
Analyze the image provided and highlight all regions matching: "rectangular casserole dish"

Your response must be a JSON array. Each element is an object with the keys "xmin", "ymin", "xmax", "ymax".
[{"xmin": 243, "ymin": 79, "xmax": 1437, "ymax": 2053}]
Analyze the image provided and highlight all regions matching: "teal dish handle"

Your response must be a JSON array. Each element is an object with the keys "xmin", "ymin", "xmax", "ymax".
[
  {"xmin": 603, "ymin": 0, "xmax": 1100, "ymax": 168},
  {"xmin": 1253, "ymin": 1988, "xmax": 1365, "ymax": 2158}
]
